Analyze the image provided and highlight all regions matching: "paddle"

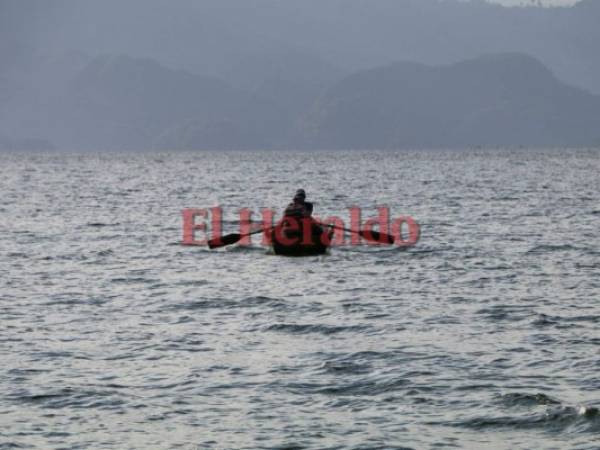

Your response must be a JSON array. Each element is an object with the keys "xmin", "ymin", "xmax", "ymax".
[
  {"xmin": 208, "ymin": 220, "xmax": 396, "ymax": 248},
  {"xmin": 207, "ymin": 226, "xmax": 271, "ymax": 249},
  {"xmin": 320, "ymin": 222, "xmax": 395, "ymax": 245}
]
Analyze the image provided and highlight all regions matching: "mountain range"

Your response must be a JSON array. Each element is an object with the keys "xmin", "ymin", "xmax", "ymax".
[{"xmin": 1, "ymin": 0, "xmax": 600, "ymax": 150}]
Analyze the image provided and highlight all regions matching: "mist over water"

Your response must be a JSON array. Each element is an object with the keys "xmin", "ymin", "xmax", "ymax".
[{"xmin": 1, "ymin": 149, "xmax": 599, "ymax": 449}]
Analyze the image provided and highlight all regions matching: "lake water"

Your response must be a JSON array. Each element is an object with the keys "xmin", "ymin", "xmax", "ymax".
[{"xmin": 1, "ymin": 149, "xmax": 599, "ymax": 449}]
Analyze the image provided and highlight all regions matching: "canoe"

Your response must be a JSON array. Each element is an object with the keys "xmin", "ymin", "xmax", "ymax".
[{"xmin": 270, "ymin": 219, "xmax": 334, "ymax": 256}]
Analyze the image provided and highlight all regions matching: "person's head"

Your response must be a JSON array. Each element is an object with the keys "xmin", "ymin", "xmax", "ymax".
[{"xmin": 293, "ymin": 189, "xmax": 306, "ymax": 203}]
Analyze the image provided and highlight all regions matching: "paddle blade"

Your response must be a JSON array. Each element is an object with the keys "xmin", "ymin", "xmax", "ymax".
[
  {"xmin": 360, "ymin": 229, "xmax": 395, "ymax": 245},
  {"xmin": 207, "ymin": 233, "xmax": 242, "ymax": 249}
]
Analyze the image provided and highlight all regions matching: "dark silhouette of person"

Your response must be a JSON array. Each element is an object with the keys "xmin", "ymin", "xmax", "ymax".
[{"xmin": 284, "ymin": 189, "xmax": 313, "ymax": 218}]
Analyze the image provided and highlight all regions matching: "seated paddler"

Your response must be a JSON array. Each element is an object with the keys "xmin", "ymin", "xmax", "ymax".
[
  {"xmin": 273, "ymin": 189, "xmax": 318, "ymax": 246},
  {"xmin": 270, "ymin": 189, "xmax": 332, "ymax": 252},
  {"xmin": 284, "ymin": 189, "xmax": 313, "ymax": 218}
]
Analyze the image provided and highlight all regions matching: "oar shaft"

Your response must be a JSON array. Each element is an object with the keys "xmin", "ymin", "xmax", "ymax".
[
  {"xmin": 321, "ymin": 222, "xmax": 395, "ymax": 244},
  {"xmin": 207, "ymin": 225, "xmax": 273, "ymax": 249},
  {"xmin": 321, "ymin": 223, "xmax": 353, "ymax": 234},
  {"xmin": 245, "ymin": 227, "xmax": 269, "ymax": 236}
]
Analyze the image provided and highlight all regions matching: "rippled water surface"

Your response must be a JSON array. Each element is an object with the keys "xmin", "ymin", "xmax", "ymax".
[{"xmin": 1, "ymin": 149, "xmax": 599, "ymax": 449}]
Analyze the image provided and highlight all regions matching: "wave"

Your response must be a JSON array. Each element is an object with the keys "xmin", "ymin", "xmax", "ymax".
[
  {"xmin": 498, "ymin": 392, "xmax": 561, "ymax": 407},
  {"xmin": 6, "ymin": 387, "xmax": 128, "ymax": 410},
  {"xmin": 447, "ymin": 393, "xmax": 600, "ymax": 433},
  {"xmin": 452, "ymin": 405, "xmax": 599, "ymax": 433},
  {"xmin": 526, "ymin": 244, "xmax": 578, "ymax": 254},
  {"xmin": 318, "ymin": 360, "xmax": 372, "ymax": 375},
  {"xmin": 265, "ymin": 323, "xmax": 369, "ymax": 335},
  {"xmin": 86, "ymin": 222, "xmax": 121, "ymax": 227},
  {"xmin": 532, "ymin": 313, "xmax": 600, "ymax": 328},
  {"xmin": 165, "ymin": 295, "xmax": 288, "ymax": 312}
]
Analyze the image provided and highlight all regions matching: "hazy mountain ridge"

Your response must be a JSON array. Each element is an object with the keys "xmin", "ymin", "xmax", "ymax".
[
  {"xmin": 2, "ymin": 0, "xmax": 600, "ymax": 150},
  {"xmin": 65, "ymin": 55, "xmax": 245, "ymax": 149},
  {"xmin": 66, "ymin": 55, "xmax": 334, "ymax": 150},
  {"xmin": 301, "ymin": 53, "xmax": 600, "ymax": 149},
  {"xmin": 1, "ymin": 51, "xmax": 600, "ymax": 150},
  {"xmin": 3, "ymin": 0, "xmax": 599, "ymax": 91}
]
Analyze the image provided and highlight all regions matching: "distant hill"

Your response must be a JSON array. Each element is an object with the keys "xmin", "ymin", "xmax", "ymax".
[
  {"xmin": 299, "ymin": 53, "xmax": 600, "ymax": 149},
  {"xmin": 58, "ymin": 55, "xmax": 246, "ymax": 150},
  {"xmin": 1, "ymin": 53, "xmax": 329, "ymax": 150},
  {"xmin": 63, "ymin": 54, "xmax": 330, "ymax": 150},
  {"xmin": 3, "ymin": 0, "xmax": 600, "ymax": 151},
  {"xmin": 155, "ymin": 77, "xmax": 329, "ymax": 150},
  {"xmin": 3, "ymin": 0, "xmax": 600, "ymax": 94},
  {"xmin": 1, "ymin": 51, "xmax": 599, "ymax": 150}
]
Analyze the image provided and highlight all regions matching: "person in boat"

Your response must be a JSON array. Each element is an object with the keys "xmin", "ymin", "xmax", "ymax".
[
  {"xmin": 284, "ymin": 189, "xmax": 313, "ymax": 218},
  {"xmin": 273, "ymin": 189, "xmax": 332, "ymax": 253}
]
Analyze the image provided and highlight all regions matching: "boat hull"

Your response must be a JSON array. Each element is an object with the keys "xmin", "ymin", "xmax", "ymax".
[{"xmin": 270, "ymin": 220, "xmax": 333, "ymax": 256}]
